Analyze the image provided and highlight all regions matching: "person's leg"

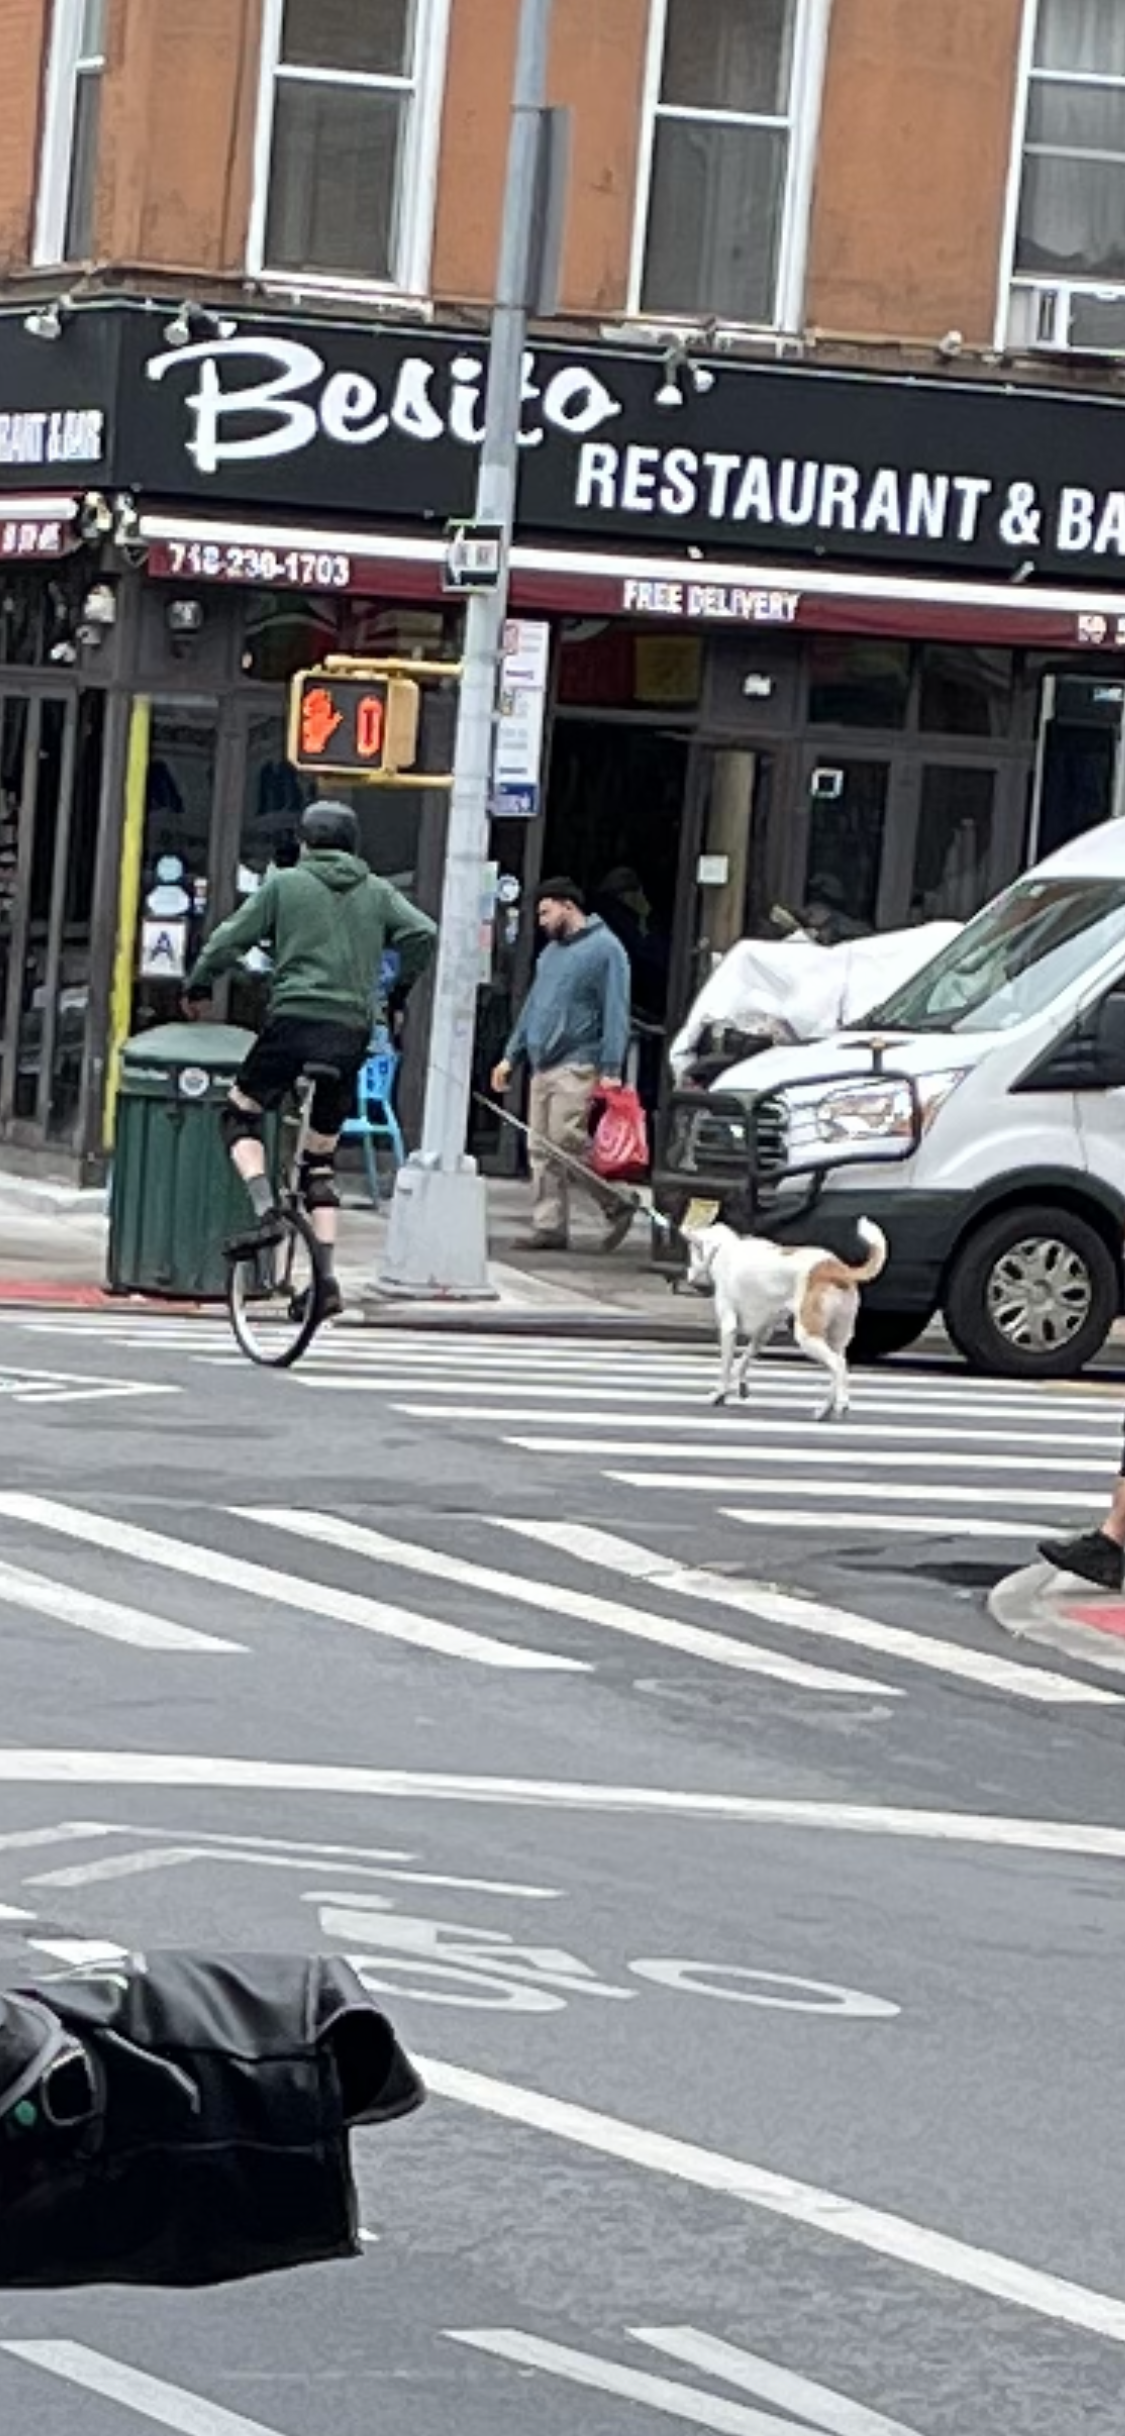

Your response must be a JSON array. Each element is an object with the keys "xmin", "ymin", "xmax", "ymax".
[
  {"xmin": 522, "ymin": 1070, "xmax": 567, "ymax": 1245},
  {"xmin": 1039, "ymin": 1432, "xmax": 1125, "ymax": 1588},
  {"xmin": 298, "ymin": 1043, "xmax": 368, "ymax": 1311},
  {"xmin": 553, "ymin": 1066, "xmax": 634, "ymax": 1249}
]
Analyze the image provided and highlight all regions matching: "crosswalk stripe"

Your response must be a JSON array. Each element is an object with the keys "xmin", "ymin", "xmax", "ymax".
[
  {"xmin": 508, "ymin": 1422, "xmax": 1115, "ymax": 1451},
  {"xmin": 608, "ymin": 1474, "xmax": 1079, "ymax": 1507},
  {"xmin": 507, "ymin": 1415, "xmax": 1116, "ymax": 1450},
  {"xmin": 385, "ymin": 1392, "xmax": 1113, "ymax": 1425},
  {"xmin": 506, "ymin": 1441, "xmax": 1104, "ymax": 1474},
  {"xmin": 721, "ymin": 1508, "xmax": 1048, "ymax": 1540},
  {"xmin": 303, "ymin": 1383, "xmax": 1110, "ymax": 1422},
  {"xmin": 0, "ymin": 1555, "xmax": 245, "ymax": 1653},
  {"xmin": 239, "ymin": 1510, "xmax": 899, "ymax": 1696},
  {"xmin": 633, "ymin": 2328, "xmax": 932, "ymax": 2435},
  {"xmin": 448, "ymin": 2331, "xmax": 796, "ymax": 2435},
  {"xmin": 0, "ymin": 1494, "xmax": 587, "ymax": 1675},
  {"xmin": 2, "ymin": 2341, "xmax": 287, "ymax": 2436},
  {"xmin": 495, "ymin": 1521, "xmax": 1118, "ymax": 1703}
]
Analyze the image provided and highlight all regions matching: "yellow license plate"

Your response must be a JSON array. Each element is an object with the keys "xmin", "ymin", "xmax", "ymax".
[{"xmin": 683, "ymin": 1197, "xmax": 720, "ymax": 1231}]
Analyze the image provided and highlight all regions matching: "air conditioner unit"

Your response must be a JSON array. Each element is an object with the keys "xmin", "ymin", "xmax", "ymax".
[{"xmin": 1026, "ymin": 281, "xmax": 1125, "ymax": 355}]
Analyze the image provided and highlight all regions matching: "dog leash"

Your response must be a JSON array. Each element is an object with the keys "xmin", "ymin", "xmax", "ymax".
[{"xmin": 469, "ymin": 1088, "xmax": 680, "ymax": 1238}]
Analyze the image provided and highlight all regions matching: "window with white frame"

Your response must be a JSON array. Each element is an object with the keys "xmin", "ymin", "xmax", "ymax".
[
  {"xmin": 635, "ymin": 0, "xmax": 824, "ymax": 326},
  {"xmin": 34, "ymin": 0, "xmax": 106, "ymax": 266},
  {"xmin": 1015, "ymin": 0, "xmax": 1125, "ymax": 286},
  {"xmin": 252, "ymin": 0, "xmax": 446, "ymax": 291}
]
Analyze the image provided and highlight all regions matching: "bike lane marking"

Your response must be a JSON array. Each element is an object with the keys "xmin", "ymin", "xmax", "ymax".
[
  {"xmin": 419, "ymin": 2056, "xmax": 1125, "ymax": 2346},
  {"xmin": 1, "ymin": 2342, "xmax": 286, "ymax": 2436},
  {"xmin": 5, "ymin": 1753, "xmax": 1125, "ymax": 1861}
]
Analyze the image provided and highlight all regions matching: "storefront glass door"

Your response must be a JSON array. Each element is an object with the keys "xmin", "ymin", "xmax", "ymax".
[
  {"xmin": 0, "ymin": 689, "xmax": 103, "ymax": 1145},
  {"xmin": 131, "ymin": 698, "xmax": 221, "ymax": 1033}
]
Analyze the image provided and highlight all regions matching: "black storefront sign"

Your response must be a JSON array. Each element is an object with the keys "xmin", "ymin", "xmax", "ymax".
[
  {"xmin": 10, "ymin": 303, "xmax": 1125, "ymax": 580},
  {"xmin": 0, "ymin": 308, "xmax": 115, "ymax": 480}
]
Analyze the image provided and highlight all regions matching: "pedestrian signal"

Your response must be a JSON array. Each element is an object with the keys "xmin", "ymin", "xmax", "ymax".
[{"xmin": 288, "ymin": 671, "xmax": 420, "ymax": 778}]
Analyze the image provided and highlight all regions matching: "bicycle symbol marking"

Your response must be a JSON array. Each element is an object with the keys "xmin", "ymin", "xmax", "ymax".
[{"xmin": 308, "ymin": 1893, "xmax": 899, "ymax": 2019}]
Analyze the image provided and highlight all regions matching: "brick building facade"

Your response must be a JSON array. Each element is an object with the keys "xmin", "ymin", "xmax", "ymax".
[{"xmin": 0, "ymin": 0, "xmax": 1123, "ymax": 1172}]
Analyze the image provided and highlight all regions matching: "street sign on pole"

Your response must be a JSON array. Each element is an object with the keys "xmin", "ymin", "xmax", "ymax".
[
  {"xmin": 378, "ymin": 0, "xmax": 561, "ymax": 1300},
  {"xmin": 443, "ymin": 523, "xmax": 505, "ymax": 595}
]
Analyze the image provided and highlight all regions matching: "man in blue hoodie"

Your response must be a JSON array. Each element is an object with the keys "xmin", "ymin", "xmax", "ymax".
[{"xmin": 491, "ymin": 876, "xmax": 634, "ymax": 1252}]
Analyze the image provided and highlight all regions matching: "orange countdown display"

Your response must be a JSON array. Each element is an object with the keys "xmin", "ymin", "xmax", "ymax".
[{"xmin": 288, "ymin": 671, "xmax": 420, "ymax": 778}]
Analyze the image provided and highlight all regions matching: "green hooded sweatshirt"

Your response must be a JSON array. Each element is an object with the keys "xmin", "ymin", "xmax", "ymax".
[{"xmin": 187, "ymin": 851, "xmax": 436, "ymax": 1028}]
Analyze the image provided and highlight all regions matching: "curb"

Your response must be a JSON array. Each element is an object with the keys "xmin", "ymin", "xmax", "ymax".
[{"xmin": 990, "ymin": 1561, "xmax": 1125, "ymax": 1677}]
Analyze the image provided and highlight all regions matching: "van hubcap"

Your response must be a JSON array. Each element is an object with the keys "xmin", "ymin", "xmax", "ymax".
[{"xmin": 987, "ymin": 1238, "xmax": 1092, "ymax": 1350}]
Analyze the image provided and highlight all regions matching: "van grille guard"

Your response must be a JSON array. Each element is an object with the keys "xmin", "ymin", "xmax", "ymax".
[{"xmin": 655, "ymin": 1066, "xmax": 923, "ymax": 1227}]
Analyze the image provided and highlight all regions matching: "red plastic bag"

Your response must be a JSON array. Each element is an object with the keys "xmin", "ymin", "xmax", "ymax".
[{"xmin": 590, "ymin": 1084, "xmax": 649, "ymax": 1183}]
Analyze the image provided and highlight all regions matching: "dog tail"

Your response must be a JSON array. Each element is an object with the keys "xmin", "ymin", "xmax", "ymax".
[{"xmin": 810, "ymin": 1219, "xmax": 889, "ymax": 1291}]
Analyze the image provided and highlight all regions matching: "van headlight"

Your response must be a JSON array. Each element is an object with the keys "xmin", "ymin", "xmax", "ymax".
[
  {"xmin": 777, "ymin": 1068, "xmax": 968, "ymax": 1164},
  {"xmin": 812, "ymin": 1068, "xmax": 967, "ymax": 1143}
]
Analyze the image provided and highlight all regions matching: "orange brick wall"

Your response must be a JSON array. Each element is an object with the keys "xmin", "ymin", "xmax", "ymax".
[
  {"xmin": 0, "ymin": 0, "xmax": 51, "ymax": 266},
  {"xmin": 432, "ymin": 0, "xmax": 652, "ymax": 314},
  {"xmin": 97, "ymin": 0, "xmax": 261, "ymax": 271},
  {"xmin": 0, "ymin": 0, "xmax": 1032, "ymax": 350},
  {"xmin": 806, "ymin": 0, "xmax": 1027, "ymax": 344}
]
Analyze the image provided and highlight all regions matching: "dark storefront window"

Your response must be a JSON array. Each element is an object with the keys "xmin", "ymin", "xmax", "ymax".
[
  {"xmin": 911, "ymin": 765, "xmax": 997, "ymax": 924},
  {"xmin": 807, "ymin": 638, "xmax": 911, "ymax": 728},
  {"xmin": 918, "ymin": 646, "xmax": 1014, "ymax": 737},
  {"xmin": 132, "ymin": 701, "xmax": 220, "ymax": 1033},
  {"xmin": 556, "ymin": 624, "xmax": 702, "ymax": 709},
  {"xmin": 805, "ymin": 759, "xmax": 889, "ymax": 933}
]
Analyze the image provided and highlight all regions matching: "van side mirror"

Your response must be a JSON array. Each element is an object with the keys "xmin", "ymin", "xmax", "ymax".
[{"xmin": 1094, "ymin": 993, "xmax": 1125, "ymax": 1086}]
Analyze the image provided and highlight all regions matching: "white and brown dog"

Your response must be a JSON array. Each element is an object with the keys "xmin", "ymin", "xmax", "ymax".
[{"xmin": 685, "ymin": 1219, "xmax": 889, "ymax": 1420}]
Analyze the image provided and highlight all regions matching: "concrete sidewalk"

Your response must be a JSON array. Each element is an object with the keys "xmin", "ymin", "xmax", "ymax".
[{"xmin": 0, "ymin": 1165, "xmax": 713, "ymax": 1336}]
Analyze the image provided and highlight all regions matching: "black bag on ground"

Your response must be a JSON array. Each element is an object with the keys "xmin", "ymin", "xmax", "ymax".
[{"xmin": 0, "ymin": 1950, "xmax": 424, "ymax": 2287}]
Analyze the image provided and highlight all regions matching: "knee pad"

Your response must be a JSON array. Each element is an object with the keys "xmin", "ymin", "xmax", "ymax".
[
  {"xmin": 220, "ymin": 1100, "xmax": 265, "ymax": 1154},
  {"xmin": 300, "ymin": 1154, "xmax": 339, "ymax": 1213}
]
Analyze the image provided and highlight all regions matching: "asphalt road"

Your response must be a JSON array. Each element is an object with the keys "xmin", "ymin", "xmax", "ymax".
[{"xmin": 1, "ymin": 1310, "xmax": 1124, "ymax": 2436}]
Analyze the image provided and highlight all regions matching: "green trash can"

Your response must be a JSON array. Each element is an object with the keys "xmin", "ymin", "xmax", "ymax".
[{"xmin": 107, "ymin": 1023, "xmax": 279, "ymax": 1300}]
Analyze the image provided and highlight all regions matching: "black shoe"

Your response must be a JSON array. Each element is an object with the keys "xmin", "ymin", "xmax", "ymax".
[
  {"xmin": 510, "ymin": 1232, "xmax": 568, "ymax": 1253},
  {"xmin": 1038, "ymin": 1529, "xmax": 1125, "ymax": 1591},
  {"xmin": 317, "ymin": 1278, "xmax": 344, "ymax": 1322},
  {"xmin": 225, "ymin": 1211, "xmax": 286, "ymax": 1261}
]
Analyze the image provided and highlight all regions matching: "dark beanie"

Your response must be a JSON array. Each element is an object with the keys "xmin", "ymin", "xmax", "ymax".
[{"xmin": 536, "ymin": 876, "xmax": 585, "ymax": 911}]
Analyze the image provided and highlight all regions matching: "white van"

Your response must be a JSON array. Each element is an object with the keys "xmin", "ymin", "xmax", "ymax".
[{"xmin": 657, "ymin": 818, "xmax": 1125, "ymax": 1379}]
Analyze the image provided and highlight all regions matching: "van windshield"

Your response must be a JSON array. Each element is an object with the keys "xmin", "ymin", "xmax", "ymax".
[{"xmin": 864, "ymin": 878, "xmax": 1125, "ymax": 1035}]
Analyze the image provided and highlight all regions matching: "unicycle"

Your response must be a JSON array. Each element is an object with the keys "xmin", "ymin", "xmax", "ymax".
[{"xmin": 226, "ymin": 1064, "xmax": 339, "ymax": 1369}]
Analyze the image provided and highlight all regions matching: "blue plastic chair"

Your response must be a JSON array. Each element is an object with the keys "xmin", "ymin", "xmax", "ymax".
[{"xmin": 342, "ymin": 1025, "xmax": 404, "ymax": 1202}]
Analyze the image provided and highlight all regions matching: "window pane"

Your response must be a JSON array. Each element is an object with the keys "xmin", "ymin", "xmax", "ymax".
[
  {"xmin": 1016, "ymin": 150, "xmax": 1125, "ymax": 278},
  {"xmin": 661, "ymin": 0, "xmax": 795, "ymax": 115},
  {"xmin": 1026, "ymin": 80, "xmax": 1125, "ymax": 153},
  {"xmin": 912, "ymin": 766, "xmax": 996, "ymax": 923},
  {"xmin": 281, "ymin": 0, "xmax": 414, "ymax": 77},
  {"xmin": 642, "ymin": 118, "xmax": 786, "ymax": 321},
  {"xmin": 265, "ymin": 82, "xmax": 406, "ymax": 280},
  {"xmin": 807, "ymin": 639, "xmax": 911, "ymax": 728},
  {"xmin": 64, "ymin": 68, "xmax": 101, "ymax": 260},
  {"xmin": 1035, "ymin": 0, "xmax": 1125, "ymax": 76},
  {"xmin": 918, "ymin": 646, "xmax": 1014, "ymax": 737},
  {"xmin": 804, "ymin": 761, "xmax": 889, "ymax": 936}
]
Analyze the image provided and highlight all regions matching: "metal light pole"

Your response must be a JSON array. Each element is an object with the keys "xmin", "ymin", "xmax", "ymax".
[{"xmin": 379, "ymin": 0, "xmax": 559, "ymax": 1298}]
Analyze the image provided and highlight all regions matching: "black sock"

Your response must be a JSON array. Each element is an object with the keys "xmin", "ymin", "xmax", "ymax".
[{"xmin": 247, "ymin": 1175, "xmax": 275, "ymax": 1219}]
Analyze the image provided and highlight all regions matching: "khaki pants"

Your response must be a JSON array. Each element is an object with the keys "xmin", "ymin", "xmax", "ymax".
[{"xmin": 527, "ymin": 1064, "xmax": 618, "ymax": 1240}]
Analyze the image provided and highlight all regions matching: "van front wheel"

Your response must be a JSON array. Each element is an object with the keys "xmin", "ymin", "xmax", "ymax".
[{"xmin": 943, "ymin": 1206, "xmax": 1118, "ymax": 1378}]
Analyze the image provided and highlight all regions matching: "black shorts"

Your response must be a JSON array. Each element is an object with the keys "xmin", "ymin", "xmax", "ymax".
[{"xmin": 234, "ymin": 1017, "xmax": 369, "ymax": 1137}]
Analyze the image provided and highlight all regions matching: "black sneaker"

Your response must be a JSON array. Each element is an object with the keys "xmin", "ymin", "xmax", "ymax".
[
  {"xmin": 225, "ymin": 1211, "xmax": 286, "ymax": 1262},
  {"xmin": 1038, "ymin": 1529, "xmax": 1125, "ymax": 1591}
]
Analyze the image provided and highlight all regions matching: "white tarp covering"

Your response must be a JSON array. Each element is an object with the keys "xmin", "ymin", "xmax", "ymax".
[{"xmin": 669, "ymin": 923, "xmax": 963, "ymax": 1082}]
